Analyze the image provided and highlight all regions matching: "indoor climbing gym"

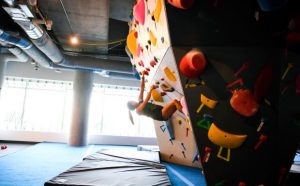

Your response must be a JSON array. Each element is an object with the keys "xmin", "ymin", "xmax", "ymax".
[{"xmin": 0, "ymin": 0, "xmax": 299, "ymax": 186}]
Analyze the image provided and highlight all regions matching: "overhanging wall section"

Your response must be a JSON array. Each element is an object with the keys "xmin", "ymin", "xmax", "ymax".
[
  {"xmin": 126, "ymin": 0, "xmax": 201, "ymax": 167},
  {"xmin": 127, "ymin": 0, "xmax": 300, "ymax": 185}
]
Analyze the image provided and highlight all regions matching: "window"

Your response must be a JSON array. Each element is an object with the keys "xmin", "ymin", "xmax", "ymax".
[
  {"xmin": 0, "ymin": 77, "xmax": 72, "ymax": 132},
  {"xmin": 0, "ymin": 77, "xmax": 156, "ymax": 138},
  {"xmin": 0, "ymin": 79, "xmax": 26, "ymax": 131},
  {"xmin": 88, "ymin": 85, "xmax": 156, "ymax": 137}
]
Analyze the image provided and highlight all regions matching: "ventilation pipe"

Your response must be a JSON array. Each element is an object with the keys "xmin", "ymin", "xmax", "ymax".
[
  {"xmin": 30, "ymin": 32, "xmax": 134, "ymax": 75},
  {"xmin": 107, "ymin": 71, "xmax": 139, "ymax": 80},
  {"xmin": 0, "ymin": 46, "xmax": 30, "ymax": 95},
  {"xmin": 2, "ymin": 3, "xmax": 137, "ymax": 79},
  {"xmin": 7, "ymin": 47, "xmax": 30, "ymax": 62},
  {"xmin": 1, "ymin": 28, "xmax": 135, "ymax": 79},
  {"xmin": 31, "ymin": 32, "xmax": 63, "ymax": 64},
  {"xmin": 0, "ymin": 29, "xmax": 52, "ymax": 67}
]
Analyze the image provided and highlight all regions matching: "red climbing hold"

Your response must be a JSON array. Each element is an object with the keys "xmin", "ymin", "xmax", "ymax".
[
  {"xmin": 143, "ymin": 70, "xmax": 149, "ymax": 76},
  {"xmin": 150, "ymin": 60, "xmax": 156, "ymax": 67},
  {"xmin": 167, "ymin": 0, "xmax": 194, "ymax": 9},
  {"xmin": 160, "ymin": 91, "xmax": 167, "ymax": 96},
  {"xmin": 179, "ymin": 49, "xmax": 207, "ymax": 78},
  {"xmin": 230, "ymin": 89, "xmax": 259, "ymax": 117}
]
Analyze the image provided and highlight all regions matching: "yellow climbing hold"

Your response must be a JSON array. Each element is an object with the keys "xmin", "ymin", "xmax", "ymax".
[
  {"xmin": 149, "ymin": 30, "xmax": 157, "ymax": 46},
  {"xmin": 152, "ymin": 0, "xmax": 162, "ymax": 22},
  {"xmin": 152, "ymin": 89, "xmax": 164, "ymax": 102},
  {"xmin": 164, "ymin": 67, "xmax": 176, "ymax": 82}
]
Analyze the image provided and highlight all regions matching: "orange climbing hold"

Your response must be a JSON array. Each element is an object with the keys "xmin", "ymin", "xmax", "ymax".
[
  {"xmin": 126, "ymin": 30, "xmax": 138, "ymax": 57},
  {"xmin": 179, "ymin": 49, "xmax": 207, "ymax": 78},
  {"xmin": 164, "ymin": 67, "xmax": 176, "ymax": 82},
  {"xmin": 230, "ymin": 89, "xmax": 259, "ymax": 117},
  {"xmin": 167, "ymin": 0, "xmax": 194, "ymax": 9},
  {"xmin": 152, "ymin": 0, "xmax": 162, "ymax": 22},
  {"xmin": 152, "ymin": 89, "xmax": 164, "ymax": 102}
]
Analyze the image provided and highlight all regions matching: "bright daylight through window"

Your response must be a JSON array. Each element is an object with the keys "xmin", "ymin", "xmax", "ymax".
[{"xmin": 0, "ymin": 77, "xmax": 156, "ymax": 138}]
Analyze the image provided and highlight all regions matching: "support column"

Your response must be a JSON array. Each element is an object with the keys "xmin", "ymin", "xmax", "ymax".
[{"xmin": 69, "ymin": 70, "xmax": 94, "ymax": 146}]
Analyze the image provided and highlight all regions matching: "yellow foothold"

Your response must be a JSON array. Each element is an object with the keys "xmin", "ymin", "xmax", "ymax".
[
  {"xmin": 217, "ymin": 147, "xmax": 231, "ymax": 162},
  {"xmin": 164, "ymin": 67, "xmax": 177, "ymax": 82},
  {"xmin": 196, "ymin": 104, "xmax": 205, "ymax": 113},
  {"xmin": 196, "ymin": 94, "xmax": 218, "ymax": 113},
  {"xmin": 281, "ymin": 63, "xmax": 294, "ymax": 80},
  {"xmin": 149, "ymin": 30, "xmax": 157, "ymax": 46},
  {"xmin": 208, "ymin": 123, "xmax": 247, "ymax": 149},
  {"xmin": 151, "ymin": 89, "xmax": 164, "ymax": 102}
]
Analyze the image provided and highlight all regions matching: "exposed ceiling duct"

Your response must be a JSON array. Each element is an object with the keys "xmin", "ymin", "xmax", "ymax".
[
  {"xmin": 5, "ymin": 47, "xmax": 30, "ymax": 63},
  {"xmin": 0, "ymin": 46, "xmax": 30, "ymax": 90},
  {"xmin": 0, "ymin": 29, "xmax": 52, "ymax": 67},
  {"xmin": 1, "ymin": 29, "xmax": 136, "ymax": 77},
  {"xmin": 1, "ymin": 1, "xmax": 137, "ymax": 80},
  {"xmin": 0, "ymin": 47, "xmax": 29, "ymax": 63}
]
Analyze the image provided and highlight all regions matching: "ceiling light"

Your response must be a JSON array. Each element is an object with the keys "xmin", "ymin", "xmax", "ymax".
[{"xmin": 69, "ymin": 34, "xmax": 80, "ymax": 46}]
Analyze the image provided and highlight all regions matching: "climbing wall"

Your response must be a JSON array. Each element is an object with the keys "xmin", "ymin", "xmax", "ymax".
[
  {"xmin": 127, "ymin": 0, "xmax": 300, "ymax": 185},
  {"xmin": 161, "ymin": 0, "xmax": 300, "ymax": 184},
  {"xmin": 150, "ymin": 47, "xmax": 200, "ymax": 167},
  {"xmin": 127, "ymin": 0, "xmax": 170, "ymax": 86},
  {"xmin": 127, "ymin": 0, "xmax": 201, "ymax": 167},
  {"xmin": 173, "ymin": 47, "xmax": 300, "ymax": 185}
]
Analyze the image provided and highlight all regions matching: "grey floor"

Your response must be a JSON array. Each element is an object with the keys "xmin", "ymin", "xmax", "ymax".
[{"xmin": 0, "ymin": 141, "xmax": 34, "ymax": 157}]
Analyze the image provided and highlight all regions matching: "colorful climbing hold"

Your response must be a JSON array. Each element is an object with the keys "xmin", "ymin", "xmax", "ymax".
[
  {"xmin": 150, "ymin": 60, "xmax": 156, "ymax": 67},
  {"xmin": 152, "ymin": 0, "xmax": 162, "ymax": 22},
  {"xmin": 151, "ymin": 89, "xmax": 164, "ymax": 102},
  {"xmin": 167, "ymin": 0, "xmax": 195, "ymax": 9},
  {"xmin": 160, "ymin": 83, "xmax": 174, "ymax": 92},
  {"xmin": 196, "ymin": 94, "xmax": 218, "ymax": 113},
  {"xmin": 164, "ymin": 67, "xmax": 177, "ymax": 81},
  {"xmin": 180, "ymin": 97, "xmax": 188, "ymax": 116},
  {"xmin": 133, "ymin": 0, "xmax": 146, "ymax": 25},
  {"xmin": 126, "ymin": 30, "xmax": 138, "ymax": 57},
  {"xmin": 160, "ymin": 91, "xmax": 166, "ymax": 96},
  {"xmin": 149, "ymin": 30, "xmax": 157, "ymax": 46},
  {"xmin": 230, "ymin": 89, "xmax": 259, "ymax": 117},
  {"xmin": 179, "ymin": 49, "xmax": 207, "ymax": 79}
]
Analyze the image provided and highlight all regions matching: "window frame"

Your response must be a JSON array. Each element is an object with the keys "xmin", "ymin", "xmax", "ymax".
[{"xmin": 0, "ymin": 76, "xmax": 157, "ymax": 145}]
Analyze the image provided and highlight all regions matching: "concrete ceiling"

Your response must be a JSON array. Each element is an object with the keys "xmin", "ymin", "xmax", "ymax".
[
  {"xmin": 38, "ymin": 0, "xmax": 133, "ymax": 56},
  {"xmin": 109, "ymin": 0, "xmax": 135, "ymax": 22}
]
